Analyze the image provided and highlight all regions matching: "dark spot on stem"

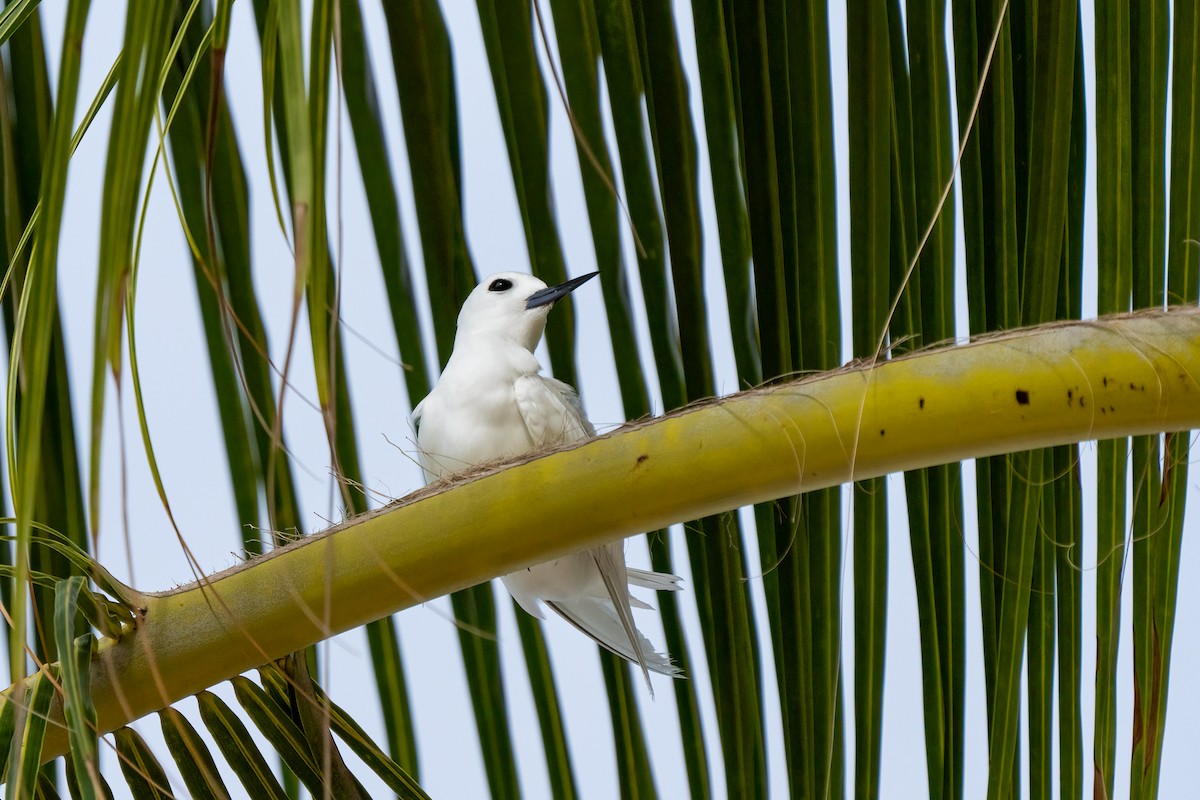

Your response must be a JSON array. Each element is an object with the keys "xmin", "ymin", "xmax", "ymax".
[{"xmin": 1015, "ymin": 389, "xmax": 1030, "ymax": 406}]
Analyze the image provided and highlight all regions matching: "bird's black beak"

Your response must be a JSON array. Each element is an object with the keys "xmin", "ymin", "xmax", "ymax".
[{"xmin": 525, "ymin": 271, "xmax": 599, "ymax": 309}]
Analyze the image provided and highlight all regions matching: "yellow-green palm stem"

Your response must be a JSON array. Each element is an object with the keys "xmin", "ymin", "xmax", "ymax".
[{"xmin": 16, "ymin": 307, "xmax": 1200, "ymax": 763}]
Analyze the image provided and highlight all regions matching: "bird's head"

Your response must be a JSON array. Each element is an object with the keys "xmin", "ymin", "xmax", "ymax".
[{"xmin": 456, "ymin": 271, "xmax": 598, "ymax": 351}]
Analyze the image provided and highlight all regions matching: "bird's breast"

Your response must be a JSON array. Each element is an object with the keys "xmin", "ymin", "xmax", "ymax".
[{"xmin": 415, "ymin": 364, "xmax": 537, "ymax": 477}]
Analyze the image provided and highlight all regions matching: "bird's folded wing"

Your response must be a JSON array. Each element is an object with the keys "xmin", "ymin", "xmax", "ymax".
[
  {"xmin": 409, "ymin": 397, "xmax": 423, "ymax": 429},
  {"xmin": 408, "ymin": 399, "xmax": 430, "ymax": 476},
  {"xmin": 513, "ymin": 374, "xmax": 596, "ymax": 445},
  {"xmin": 545, "ymin": 597, "xmax": 682, "ymax": 680}
]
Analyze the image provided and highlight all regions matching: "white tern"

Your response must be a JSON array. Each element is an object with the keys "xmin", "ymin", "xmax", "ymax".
[{"xmin": 412, "ymin": 271, "xmax": 682, "ymax": 691}]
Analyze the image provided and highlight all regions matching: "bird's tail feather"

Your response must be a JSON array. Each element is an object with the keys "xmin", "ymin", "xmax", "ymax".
[{"xmin": 626, "ymin": 567, "xmax": 683, "ymax": 593}]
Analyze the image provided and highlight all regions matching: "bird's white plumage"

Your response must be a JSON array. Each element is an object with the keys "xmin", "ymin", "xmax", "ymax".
[
  {"xmin": 412, "ymin": 271, "xmax": 681, "ymax": 690},
  {"xmin": 513, "ymin": 374, "xmax": 593, "ymax": 444}
]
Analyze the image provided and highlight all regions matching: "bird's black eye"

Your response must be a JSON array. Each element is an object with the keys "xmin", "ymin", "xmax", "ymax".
[{"xmin": 488, "ymin": 278, "xmax": 513, "ymax": 292}]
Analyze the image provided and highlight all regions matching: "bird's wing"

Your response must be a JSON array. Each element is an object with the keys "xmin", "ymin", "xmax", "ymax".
[
  {"xmin": 514, "ymin": 374, "xmax": 683, "ymax": 691},
  {"xmin": 409, "ymin": 397, "xmax": 435, "ymax": 477},
  {"xmin": 546, "ymin": 597, "xmax": 681, "ymax": 682},
  {"xmin": 592, "ymin": 544, "xmax": 656, "ymax": 691},
  {"xmin": 409, "ymin": 397, "xmax": 425, "ymax": 437},
  {"xmin": 513, "ymin": 374, "xmax": 595, "ymax": 446},
  {"xmin": 546, "ymin": 547, "xmax": 683, "ymax": 696}
]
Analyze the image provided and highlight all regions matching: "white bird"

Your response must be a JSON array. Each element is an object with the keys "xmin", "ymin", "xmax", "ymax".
[{"xmin": 411, "ymin": 270, "xmax": 682, "ymax": 690}]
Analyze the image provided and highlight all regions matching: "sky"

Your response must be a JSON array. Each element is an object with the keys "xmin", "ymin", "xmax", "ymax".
[{"xmin": 25, "ymin": 0, "xmax": 1200, "ymax": 798}]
